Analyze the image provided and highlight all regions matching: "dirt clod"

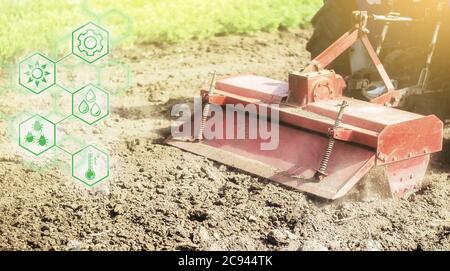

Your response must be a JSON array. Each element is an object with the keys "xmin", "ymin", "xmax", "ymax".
[
  {"xmin": 193, "ymin": 226, "xmax": 210, "ymax": 244},
  {"xmin": 300, "ymin": 240, "xmax": 328, "ymax": 251},
  {"xmin": 267, "ymin": 229, "xmax": 298, "ymax": 246}
]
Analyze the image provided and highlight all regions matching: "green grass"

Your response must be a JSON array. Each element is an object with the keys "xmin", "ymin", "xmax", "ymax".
[{"xmin": 0, "ymin": 0, "xmax": 321, "ymax": 65}]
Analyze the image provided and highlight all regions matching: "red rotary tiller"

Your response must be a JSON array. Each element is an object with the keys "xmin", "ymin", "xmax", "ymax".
[{"xmin": 167, "ymin": 12, "xmax": 443, "ymax": 200}]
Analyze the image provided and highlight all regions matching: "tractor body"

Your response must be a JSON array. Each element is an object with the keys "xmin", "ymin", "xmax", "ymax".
[{"xmin": 308, "ymin": 0, "xmax": 450, "ymax": 115}]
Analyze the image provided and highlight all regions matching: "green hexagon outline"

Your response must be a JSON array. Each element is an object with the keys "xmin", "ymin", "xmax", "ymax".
[
  {"xmin": 71, "ymin": 144, "xmax": 109, "ymax": 187},
  {"xmin": 45, "ymin": 84, "xmax": 74, "ymax": 121},
  {"xmin": 96, "ymin": 59, "xmax": 132, "ymax": 96},
  {"xmin": 71, "ymin": 83, "xmax": 110, "ymax": 125},
  {"xmin": 18, "ymin": 53, "xmax": 56, "ymax": 94},
  {"xmin": 72, "ymin": 22, "xmax": 110, "ymax": 64},
  {"xmin": 18, "ymin": 114, "xmax": 56, "ymax": 156},
  {"xmin": 99, "ymin": 9, "xmax": 133, "ymax": 45},
  {"xmin": 55, "ymin": 58, "xmax": 102, "ymax": 94}
]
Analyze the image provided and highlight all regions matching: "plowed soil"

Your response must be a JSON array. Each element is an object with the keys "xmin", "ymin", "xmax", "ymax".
[{"xmin": 0, "ymin": 28, "xmax": 448, "ymax": 251}]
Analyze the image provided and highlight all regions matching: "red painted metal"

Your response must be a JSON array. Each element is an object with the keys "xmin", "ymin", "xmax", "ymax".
[
  {"xmin": 385, "ymin": 155, "xmax": 430, "ymax": 198},
  {"xmin": 203, "ymin": 75, "xmax": 442, "ymax": 157},
  {"xmin": 169, "ymin": 114, "xmax": 376, "ymax": 200},
  {"xmin": 215, "ymin": 75, "xmax": 287, "ymax": 104},
  {"xmin": 167, "ymin": 74, "xmax": 443, "ymax": 199},
  {"xmin": 166, "ymin": 13, "xmax": 444, "ymax": 199},
  {"xmin": 331, "ymin": 127, "xmax": 353, "ymax": 142},
  {"xmin": 287, "ymin": 70, "xmax": 345, "ymax": 106},
  {"xmin": 306, "ymin": 29, "xmax": 359, "ymax": 72},
  {"xmin": 359, "ymin": 34, "xmax": 395, "ymax": 93},
  {"xmin": 305, "ymin": 28, "xmax": 394, "ymax": 98},
  {"xmin": 376, "ymin": 115, "xmax": 443, "ymax": 165}
]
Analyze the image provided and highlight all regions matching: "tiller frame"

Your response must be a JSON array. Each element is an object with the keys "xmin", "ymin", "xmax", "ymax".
[{"xmin": 167, "ymin": 11, "xmax": 443, "ymax": 200}]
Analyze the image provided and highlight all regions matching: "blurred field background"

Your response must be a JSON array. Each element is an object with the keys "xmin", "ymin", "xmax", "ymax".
[{"xmin": 0, "ymin": 0, "xmax": 321, "ymax": 65}]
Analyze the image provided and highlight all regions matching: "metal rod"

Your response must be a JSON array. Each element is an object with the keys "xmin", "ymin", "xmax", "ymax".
[
  {"xmin": 367, "ymin": 20, "xmax": 389, "ymax": 71},
  {"xmin": 420, "ymin": 19, "xmax": 441, "ymax": 90},
  {"xmin": 376, "ymin": 22, "xmax": 390, "ymax": 56}
]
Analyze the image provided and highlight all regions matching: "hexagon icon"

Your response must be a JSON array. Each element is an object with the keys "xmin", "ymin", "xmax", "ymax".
[
  {"xmin": 19, "ymin": 114, "xmax": 56, "ymax": 156},
  {"xmin": 97, "ymin": 59, "xmax": 132, "ymax": 96},
  {"xmin": 72, "ymin": 22, "xmax": 109, "ymax": 63},
  {"xmin": 19, "ymin": 53, "xmax": 56, "ymax": 94},
  {"xmin": 72, "ymin": 145, "xmax": 109, "ymax": 186},
  {"xmin": 72, "ymin": 84, "xmax": 109, "ymax": 125}
]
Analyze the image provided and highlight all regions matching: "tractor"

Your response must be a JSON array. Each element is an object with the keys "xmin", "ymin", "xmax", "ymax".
[{"xmin": 307, "ymin": 0, "xmax": 450, "ymax": 117}]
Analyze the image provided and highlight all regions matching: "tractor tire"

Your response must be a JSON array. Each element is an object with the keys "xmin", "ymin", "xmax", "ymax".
[{"xmin": 306, "ymin": 0, "xmax": 357, "ymax": 75}]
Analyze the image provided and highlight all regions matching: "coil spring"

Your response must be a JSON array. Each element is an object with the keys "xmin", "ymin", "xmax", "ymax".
[
  {"xmin": 317, "ymin": 138, "xmax": 335, "ymax": 175},
  {"xmin": 196, "ymin": 71, "xmax": 216, "ymax": 141},
  {"xmin": 333, "ymin": 116, "xmax": 344, "ymax": 129},
  {"xmin": 317, "ymin": 101, "xmax": 348, "ymax": 178},
  {"xmin": 197, "ymin": 103, "xmax": 210, "ymax": 141}
]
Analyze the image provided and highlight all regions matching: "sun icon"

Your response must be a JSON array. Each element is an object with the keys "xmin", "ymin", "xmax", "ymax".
[{"xmin": 24, "ymin": 61, "xmax": 51, "ymax": 87}]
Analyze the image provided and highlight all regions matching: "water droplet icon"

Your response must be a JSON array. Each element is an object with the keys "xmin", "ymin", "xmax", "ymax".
[
  {"xmin": 85, "ymin": 89, "xmax": 96, "ymax": 103},
  {"xmin": 90, "ymin": 103, "xmax": 101, "ymax": 117},
  {"xmin": 78, "ymin": 100, "xmax": 89, "ymax": 114}
]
